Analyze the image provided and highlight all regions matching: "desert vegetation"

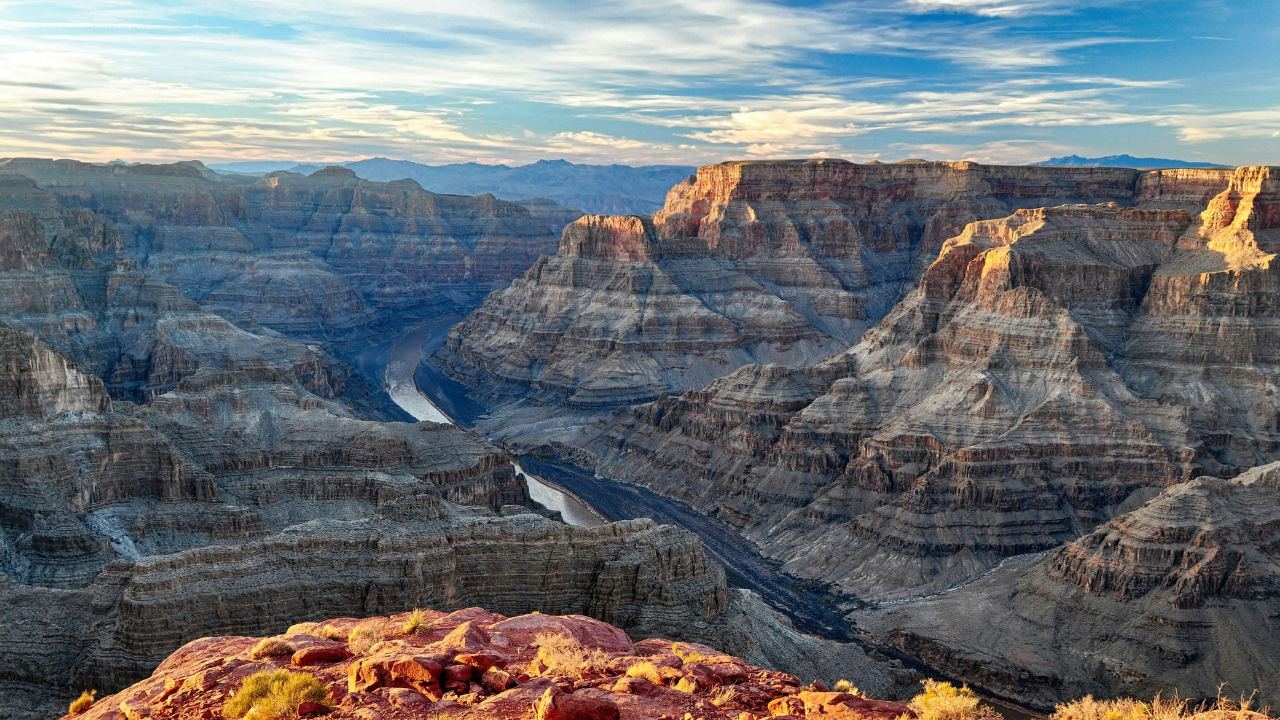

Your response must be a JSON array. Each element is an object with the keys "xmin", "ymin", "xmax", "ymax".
[
  {"xmin": 248, "ymin": 638, "xmax": 295, "ymax": 660},
  {"xmin": 402, "ymin": 608, "xmax": 430, "ymax": 635},
  {"xmin": 348, "ymin": 617, "xmax": 390, "ymax": 654},
  {"xmin": 1050, "ymin": 692, "xmax": 1273, "ymax": 720},
  {"xmin": 904, "ymin": 680, "xmax": 992, "ymax": 720},
  {"xmin": 285, "ymin": 622, "xmax": 347, "ymax": 641},
  {"xmin": 68, "ymin": 690, "xmax": 96, "ymax": 715},
  {"xmin": 223, "ymin": 669, "xmax": 331, "ymax": 720},
  {"xmin": 533, "ymin": 631, "xmax": 613, "ymax": 675},
  {"xmin": 625, "ymin": 661, "xmax": 663, "ymax": 684}
]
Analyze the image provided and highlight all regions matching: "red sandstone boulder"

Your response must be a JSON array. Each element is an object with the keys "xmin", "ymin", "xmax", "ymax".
[
  {"xmin": 535, "ymin": 685, "xmax": 621, "ymax": 720},
  {"xmin": 769, "ymin": 696, "xmax": 807, "ymax": 717}
]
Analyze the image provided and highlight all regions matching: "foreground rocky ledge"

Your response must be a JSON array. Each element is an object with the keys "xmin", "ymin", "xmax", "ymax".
[{"xmin": 61, "ymin": 608, "xmax": 911, "ymax": 720}]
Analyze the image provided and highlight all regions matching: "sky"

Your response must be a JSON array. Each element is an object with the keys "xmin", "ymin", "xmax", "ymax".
[{"xmin": 1, "ymin": 0, "xmax": 1278, "ymax": 167}]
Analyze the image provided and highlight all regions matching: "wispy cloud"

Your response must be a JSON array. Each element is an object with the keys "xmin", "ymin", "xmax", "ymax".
[{"xmin": 0, "ymin": 0, "xmax": 1273, "ymax": 165}]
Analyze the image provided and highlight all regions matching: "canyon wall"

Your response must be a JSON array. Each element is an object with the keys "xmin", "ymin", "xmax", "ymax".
[
  {"xmin": 436, "ymin": 160, "xmax": 1205, "ymax": 420},
  {"xmin": 435, "ymin": 160, "xmax": 1280, "ymax": 704},
  {"xmin": 0, "ymin": 159, "xmax": 565, "ymax": 344},
  {"xmin": 860, "ymin": 461, "xmax": 1280, "ymax": 707}
]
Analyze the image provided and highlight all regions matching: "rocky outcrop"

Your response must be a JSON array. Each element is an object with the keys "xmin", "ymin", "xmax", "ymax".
[
  {"xmin": 569, "ymin": 167, "xmax": 1280, "ymax": 601},
  {"xmin": 858, "ymin": 462, "xmax": 1280, "ymax": 708},
  {"xmin": 0, "ymin": 172, "xmax": 365, "ymax": 408},
  {"xmin": 437, "ymin": 160, "xmax": 1218, "ymax": 425},
  {"xmin": 2, "ymin": 516, "xmax": 726, "ymax": 716},
  {"xmin": 58, "ymin": 606, "xmax": 912, "ymax": 720},
  {"xmin": 0, "ymin": 159, "xmax": 565, "ymax": 343}
]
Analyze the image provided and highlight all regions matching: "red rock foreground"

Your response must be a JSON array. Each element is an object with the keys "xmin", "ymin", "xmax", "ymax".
[{"xmin": 64, "ymin": 608, "xmax": 910, "ymax": 720}]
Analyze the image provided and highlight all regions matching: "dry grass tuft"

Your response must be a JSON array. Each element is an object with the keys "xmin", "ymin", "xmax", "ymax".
[
  {"xmin": 348, "ymin": 618, "xmax": 390, "ymax": 655},
  {"xmin": 223, "ymin": 669, "xmax": 331, "ymax": 720},
  {"xmin": 69, "ymin": 690, "xmax": 97, "ymax": 715},
  {"xmin": 534, "ymin": 632, "xmax": 613, "ymax": 676},
  {"xmin": 674, "ymin": 676, "xmax": 700, "ymax": 694},
  {"xmin": 673, "ymin": 647, "xmax": 704, "ymax": 663},
  {"xmin": 904, "ymin": 679, "xmax": 991, "ymax": 720},
  {"xmin": 285, "ymin": 622, "xmax": 345, "ymax": 641},
  {"xmin": 402, "ymin": 608, "xmax": 430, "ymax": 635},
  {"xmin": 1052, "ymin": 691, "xmax": 1274, "ymax": 720},
  {"xmin": 249, "ymin": 638, "xmax": 295, "ymax": 660},
  {"xmin": 626, "ymin": 661, "xmax": 664, "ymax": 684},
  {"xmin": 834, "ymin": 679, "xmax": 860, "ymax": 695}
]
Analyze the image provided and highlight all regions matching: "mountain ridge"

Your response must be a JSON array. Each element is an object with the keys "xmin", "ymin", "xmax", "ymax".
[
  {"xmin": 207, "ymin": 158, "xmax": 696, "ymax": 215},
  {"xmin": 1036, "ymin": 154, "xmax": 1229, "ymax": 168}
]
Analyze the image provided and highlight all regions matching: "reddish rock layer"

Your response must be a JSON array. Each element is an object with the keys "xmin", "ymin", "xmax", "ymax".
[{"xmin": 63, "ymin": 609, "xmax": 910, "ymax": 720}]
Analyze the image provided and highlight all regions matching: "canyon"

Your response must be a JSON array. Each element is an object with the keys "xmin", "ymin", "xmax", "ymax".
[
  {"xmin": 433, "ymin": 160, "xmax": 1280, "ymax": 706},
  {"xmin": 0, "ymin": 158, "xmax": 905, "ymax": 720},
  {"xmin": 3, "ymin": 153, "xmax": 1279, "ymax": 717}
]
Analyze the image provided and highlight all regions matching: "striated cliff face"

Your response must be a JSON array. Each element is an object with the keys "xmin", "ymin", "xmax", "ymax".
[
  {"xmin": 0, "ymin": 172, "xmax": 365, "ymax": 409},
  {"xmin": 571, "ymin": 167, "xmax": 1280, "ymax": 600},
  {"xmin": 436, "ymin": 160, "xmax": 1203, "ymax": 423},
  {"xmin": 0, "ymin": 159, "xmax": 566, "ymax": 343},
  {"xmin": 860, "ymin": 462, "xmax": 1280, "ymax": 708},
  {"xmin": 0, "ymin": 514, "xmax": 725, "ymax": 708}
]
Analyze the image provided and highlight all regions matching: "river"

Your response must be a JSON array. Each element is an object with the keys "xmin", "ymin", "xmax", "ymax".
[{"xmin": 383, "ymin": 319, "xmax": 605, "ymax": 528}]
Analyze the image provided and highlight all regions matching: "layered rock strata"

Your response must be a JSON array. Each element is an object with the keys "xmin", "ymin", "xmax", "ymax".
[
  {"xmin": 437, "ymin": 161, "xmax": 1227, "ymax": 421},
  {"xmin": 574, "ymin": 167, "xmax": 1280, "ymax": 602},
  {"xmin": 0, "ymin": 172, "xmax": 362, "ymax": 407},
  {"xmin": 859, "ymin": 461, "xmax": 1280, "ymax": 707},
  {"xmin": 0, "ymin": 159, "xmax": 565, "ymax": 342},
  {"xmin": 59, "ymin": 606, "xmax": 912, "ymax": 720}
]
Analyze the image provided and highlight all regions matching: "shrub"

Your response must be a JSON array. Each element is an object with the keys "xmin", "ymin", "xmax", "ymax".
[
  {"xmin": 626, "ymin": 661, "xmax": 664, "ymax": 684},
  {"xmin": 834, "ymin": 679, "xmax": 860, "ymax": 695},
  {"xmin": 673, "ymin": 647, "xmax": 704, "ymax": 663},
  {"xmin": 402, "ymin": 608, "xmax": 430, "ymax": 635},
  {"xmin": 1051, "ymin": 691, "xmax": 1274, "ymax": 720},
  {"xmin": 223, "ymin": 669, "xmax": 331, "ymax": 720},
  {"xmin": 533, "ymin": 632, "xmax": 613, "ymax": 676},
  {"xmin": 348, "ymin": 618, "xmax": 389, "ymax": 655},
  {"xmin": 249, "ymin": 638, "xmax": 295, "ymax": 660},
  {"xmin": 674, "ymin": 676, "xmax": 700, "ymax": 693},
  {"xmin": 906, "ymin": 679, "xmax": 990, "ymax": 720},
  {"xmin": 286, "ymin": 622, "xmax": 346, "ymax": 641},
  {"xmin": 69, "ymin": 690, "xmax": 96, "ymax": 715}
]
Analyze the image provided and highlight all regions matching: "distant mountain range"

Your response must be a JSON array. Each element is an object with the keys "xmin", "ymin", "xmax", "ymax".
[
  {"xmin": 207, "ymin": 158, "xmax": 696, "ymax": 215},
  {"xmin": 1035, "ymin": 154, "xmax": 1230, "ymax": 169}
]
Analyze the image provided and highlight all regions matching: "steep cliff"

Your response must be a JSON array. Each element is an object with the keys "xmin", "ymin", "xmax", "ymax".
[
  {"xmin": 859, "ymin": 462, "xmax": 1280, "ymax": 708},
  {"xmin": 0, "ymin": 172, "xmax": 364, "ymax": 408},
  {"xmin": 563, "ymin": 167, "xmax": 1280, "ymax": 599},
  {"xmin": 0, "ymin": 159, "xmax": 565, "ymax": 343},
  {"xmin": 437, "ymin": 160, "xmax": 1189, "ymax": 426}
]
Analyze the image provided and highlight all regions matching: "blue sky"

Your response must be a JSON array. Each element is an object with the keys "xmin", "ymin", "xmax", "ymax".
[{"xmin": 1, "ymin": 0, "xmax": 1277, "ymax": 166}]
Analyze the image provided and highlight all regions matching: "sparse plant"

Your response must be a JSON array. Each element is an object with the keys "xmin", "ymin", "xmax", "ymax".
[
  {"xmin": 626, "ymin": 661, "xmax": 664, "ymax": 684},
  {"xmin": 249, "ymin": 638, "xmax": 295, "ymax": 660},
  {"xmin": 69, "ymin": 690, "xmax": 97, "ymax": 715},
  {"xmin": 673, "ymin": 647, "xmax": 704, "ymax": 663},
  {"xmin": 1051, "ymin": 690, "xmax": 1274, "ymax": 720},
  {"xmin": 904, "ymin": 679, "xmax": 990, "ymax": 720},
  {"xmin": 533, "ymin": 632, "xmax": 613, "ymax": 676},
  {"xmin": 348, "ymin": 618, "xmax": 389, "ymax": 654},
  {"xmin": 674, "ymin": 676, "xmax": 700, "ymax": 693},
  {"xmin": 223, "ymin": 669, "xmax": 331, "ymax": 720},
  {"xmin": 402, "ymin": 608, "xmax": 430, "ymax": 635},
  {"xmin": 834, "ymin": 679, "xmax": 860, "ymax": 695},
  {"xmin": 286, "ymin": 622, "xmax": 346, "ymax": 641}
]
